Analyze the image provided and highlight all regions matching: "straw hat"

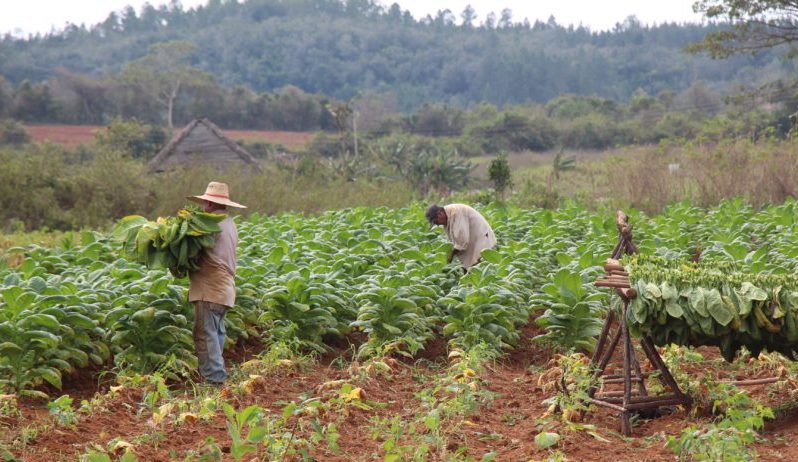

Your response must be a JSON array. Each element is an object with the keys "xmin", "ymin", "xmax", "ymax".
[{"xmin": 187, "ymin": 181, "xmax": 246, "ymax": 209}]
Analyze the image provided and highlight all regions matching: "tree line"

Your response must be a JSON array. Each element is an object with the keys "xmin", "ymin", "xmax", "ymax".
[{"xmin": 1, "ymin": 0, "xmax": 793, "ymax": 117}]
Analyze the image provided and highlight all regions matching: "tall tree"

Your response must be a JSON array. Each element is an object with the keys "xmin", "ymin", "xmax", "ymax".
[
  {"xmin": 119, "ymin": 41, "xmax": 209, "ymax": 130},
  {"xmin": 498, "ymin": 8, "xmax": 513, "ymax": 28},
  {"xmin": 484, "ymin": 12, "xmax": 497, "ymax": 29},
  {"xmin": 0, "ymin": 76, "xmax": 11, "ymax": 118},
  {"xmin": 460, "ymin": 4, "xmax": 477, "ymax": 27},
  {"xmin": 12, "ymin": 80, "xmax": 58, "ymax": 122},
  {"xmin": 689, "ymin": 1, "xmax": 798, "ymax": 130},
  {"xmin": 53, "ymin": 69, "xmax": 111, "ymax": 124},
  {"xmin": 690, "ymin": 0, "xmax": 798, "ymax": 57}
]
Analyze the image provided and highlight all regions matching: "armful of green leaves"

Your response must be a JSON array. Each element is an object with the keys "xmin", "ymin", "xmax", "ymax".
[{"xmin": 112, "ymin": 204, "xmax": 225, "ymax": 278}]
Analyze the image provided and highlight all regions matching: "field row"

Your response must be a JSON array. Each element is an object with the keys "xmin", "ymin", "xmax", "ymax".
[{"xmin": 3, "ymin": 200, "xmax": 798, "ymax": 398}]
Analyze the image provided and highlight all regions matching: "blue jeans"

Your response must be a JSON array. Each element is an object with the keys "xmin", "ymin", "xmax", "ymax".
[{"xmin": 193, "ymin": 301, "xmax": 228, "ymax": 383}]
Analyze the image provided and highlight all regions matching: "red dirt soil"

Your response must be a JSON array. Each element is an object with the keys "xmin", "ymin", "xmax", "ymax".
[
  {"xmin": 24, "ymin": 124, "xmax": 314, "ymax": 150},
  {"xmin": 6, "ymin": 327, "xmax": 798, "ymax": 461},
  {"xmin": 25, "ymin": 124, "xmax": 104, "ymax": 148}
]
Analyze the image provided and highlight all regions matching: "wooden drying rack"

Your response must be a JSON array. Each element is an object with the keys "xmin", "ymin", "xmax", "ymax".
[{"xmin": 587, "ymin": 211, "xmax": 691, "ymax": 436}]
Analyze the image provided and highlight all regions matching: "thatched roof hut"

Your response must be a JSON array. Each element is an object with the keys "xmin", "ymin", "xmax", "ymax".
[{"xmin": 148, "ymin": 118, "xmax": 260, "ymax": 172}]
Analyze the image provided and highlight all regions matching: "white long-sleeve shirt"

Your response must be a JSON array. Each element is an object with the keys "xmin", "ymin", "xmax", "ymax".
[{"xmin": 443, "ymin": 204, "xmax": 497, "ymax": 268}]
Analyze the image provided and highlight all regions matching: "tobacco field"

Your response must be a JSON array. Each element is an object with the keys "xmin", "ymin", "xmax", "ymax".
[{"xmin": 4, "ymin": 200, "xmax": 798, "ymax": 461}]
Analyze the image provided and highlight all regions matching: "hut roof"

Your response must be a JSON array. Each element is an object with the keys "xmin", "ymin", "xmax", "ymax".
[{"xmin": 148, "ymin": 118, "xmax": 261, "ymax": 172}]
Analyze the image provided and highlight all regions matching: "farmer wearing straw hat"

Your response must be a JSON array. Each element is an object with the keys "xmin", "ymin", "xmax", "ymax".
[
  {"xmin": 186, "ymin": 181, "xmax": 246, "ymax": 385},
  {"xmin": 426, "ymin": 204, "xmax": 496, "ymax": 269}
]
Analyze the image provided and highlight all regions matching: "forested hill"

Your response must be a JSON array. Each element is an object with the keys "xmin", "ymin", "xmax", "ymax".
[{"xmin": 0, "ymin": 0, "xmax": 790, "ymax": 109}]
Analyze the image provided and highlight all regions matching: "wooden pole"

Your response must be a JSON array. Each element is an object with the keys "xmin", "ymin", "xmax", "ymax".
[{"xmin": 580, "ymin": 210, "xmax": 691, "ymax": 437}]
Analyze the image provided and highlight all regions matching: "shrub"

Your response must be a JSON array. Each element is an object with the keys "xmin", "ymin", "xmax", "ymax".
[
  {"xmin": 545, "ymin": 94, "xmax": 621, "ymax": 120},
  {"xmin": 407, "ymin": 104, "xmax": 465, "ymax": 137},
  {"xmin": 0, "ymin": 119, "xmax": 31, "ymax": 145},
  {"xmin": 512, "ymin": 179, "xmax": 559, "ymax": 209},
  {"xmin": 306, "ymin": 132, "xmax": 351, "ymax": 158},
  {"xmin": 94, "ymin": 118, "xmax": 166, "ymax": 160},
  {"xmin": 558, "ymin": 114, "xmax": 621, "ymax": 149},
  {"xmin": 488, "ymin": 153, "xmax": 512, "ymax": 199},
  {"xmin": 0, "ymin": 145, "xmax": 154, "ymax": 231},
  {"xmin": 469, "ymin": 111, "xmax": 556, "ymax": 153}
]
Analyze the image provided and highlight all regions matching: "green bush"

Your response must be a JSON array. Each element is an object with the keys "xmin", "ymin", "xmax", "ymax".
[
  {"xmin": 488, "ymin": 153, "xmax": 512, "ymax": 199},
  {"xmin": 0, "ymin": 119, "xmax": 31, "ymax": 145},
  {"xmin": 558, "ymin": 114, "xmax": 621, "ymax": 149},
  {"xmin": 239, "ymin": 140, "xmax": 280, "ymax": 159},
  {"xmin": 652, "ymin": 112, "xmax": 701, "ymax": 142},
  {"xmin": 94, "ymin": 118, "xmax": 166, "ymax": 160},
  {"xmin": 406, "ymin": 104, "xmax": 465, "ymax": 137},
  {"xmin": 545, "ymin": 94, "xmax": 621, "ymax": 120},
  {"xmin": 0, "ymin": 145, "xmax": 153, "ymax": 231},
  {"xmin": 306, "ymin": 132, "xmax": 351, "ymax": 158},
  {"xmin": 511, "ymin": 179, "xmax": 559, "ymax": 209},
  {"xmin": 0, "ymin": 143, "xmax": 416, "ymax": 232},
  {"xmin": 469, "ymin": 111, "xmax": 556, "ymax": 153}
]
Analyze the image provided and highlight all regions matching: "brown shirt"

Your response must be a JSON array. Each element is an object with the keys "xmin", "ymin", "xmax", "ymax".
[{"xmin": 189, "ymin": 216, "xmax": 237, "ymax": 307}]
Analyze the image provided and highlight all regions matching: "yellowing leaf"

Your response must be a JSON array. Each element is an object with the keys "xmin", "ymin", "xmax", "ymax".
[
  {"xmin": 178, "ymin": 412, "xmax": 198, "ymax": 424},
  {"xmin": 241, "ymin": 359, "xmax": 262, "ymax": 371},
  {"xmin": 463, "ymin": 368, "xmax": 476, "ymax": 378},
  {"xmin": 111, "ymin": 440, "xmax": 134, "ymax": 455},
  {"xmin": 316, "ymin": 379, "xmax": 346, "ymax": 393},
  {"xmin": 343, "ymin": 387, "xmax": 365, "ymax": 401},
  {"xmin": 242, "ymin": 375, "xmax": 264, "ymax": 394},
  {"xmin": 463, "ymin": 420, "xmax": 478, "ymax": 427},
  {"xmin": 151, "ymin": 402, "xmax": 174, "ymax": 426},
  {"xmin": 588, "ymin": 431, "xmax": 609, "ymax": 442}
]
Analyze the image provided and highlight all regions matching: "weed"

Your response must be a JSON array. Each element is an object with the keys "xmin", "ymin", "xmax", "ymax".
[
  {"xmin": 47, "ymin": 395, "xmax": 78, "ymax": 427},
  {"xmin": 500, "ymin": 413, "xmax": 525, "ymax": 426},
  {"xmin": 180, "ymin": 437, "xmax": 223, "ymax": 462},
  {"xmin": 369, "ymin": 415, "xmax": 429, "ymax": 462},
  {"xmin": 221, "ymin": 398, "xmax": 340, "ymax": 462},
  {"xmin": 222, "ymin": 403, "xmax": 267, "ymax": 462},
  {"xmin": 539, "ymin": 353, "xmax": 597, "ymax": 423},
  {"xmin": 0, "ymin": 394, "xmax": 20, "ymax": 422},
  {"xmin": 667, "ymin": 386, "xmax": 773, "ymax": 461}
]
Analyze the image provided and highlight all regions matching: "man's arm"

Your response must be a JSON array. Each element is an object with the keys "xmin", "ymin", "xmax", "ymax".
[
  {"xmin": 445, "ymin": 212, "xmax": 469, "ymax": 264},
  {"xmin": 447, "ymin": 248, "xmax": 460, "ymax": 264}
]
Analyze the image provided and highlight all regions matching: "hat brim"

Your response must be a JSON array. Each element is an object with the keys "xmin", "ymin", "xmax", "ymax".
[{"xmin": 187, "ymin": 194, "xmax": 247, "ymax": 209}]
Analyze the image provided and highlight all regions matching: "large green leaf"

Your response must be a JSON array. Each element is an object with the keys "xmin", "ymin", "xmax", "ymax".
[{"xmin": 705, "ymin": 288, "xmax": 733, "ymax": 326}]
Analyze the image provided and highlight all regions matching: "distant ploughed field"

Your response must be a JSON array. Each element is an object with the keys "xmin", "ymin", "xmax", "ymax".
[{"xmin": 24, "ymin": 124, "xmax": 314, "ymax": 150}]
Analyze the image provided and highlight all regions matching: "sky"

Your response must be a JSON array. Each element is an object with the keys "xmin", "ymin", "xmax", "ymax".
[{"xmin": 0, "ymin": 0, "xmax": 705, "ymax": 37}]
